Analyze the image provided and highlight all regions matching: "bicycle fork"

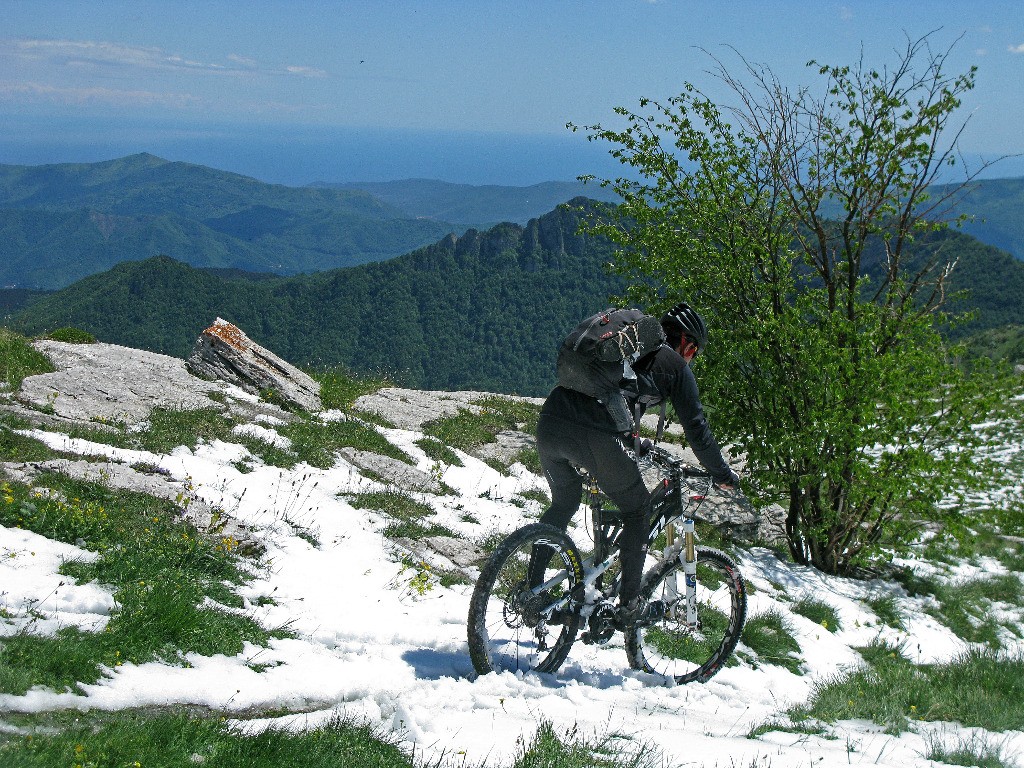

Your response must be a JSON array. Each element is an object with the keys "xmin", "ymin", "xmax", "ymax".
[{"xmin": 664, "ymin": 518, "xmax": 698, "ymax": 625}]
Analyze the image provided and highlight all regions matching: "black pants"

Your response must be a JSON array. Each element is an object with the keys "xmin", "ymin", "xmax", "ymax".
[{"xmin": 535, "ymin": 413, "xmax": 651, "ymax": 607}]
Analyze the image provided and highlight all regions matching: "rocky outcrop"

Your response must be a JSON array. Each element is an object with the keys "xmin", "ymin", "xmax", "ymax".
[
  {"xmin": 186, "ymin": 318, "xmax": 321, "ymax": 412},
  {"xmin": 18, "ymin": 340, "xmax": 221, "ymax": 427}
]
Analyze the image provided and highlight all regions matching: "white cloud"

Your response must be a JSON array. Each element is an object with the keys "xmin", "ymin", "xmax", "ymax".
[
  {"xmin": 0, "ymin": 79, "xmax": 199, "ymax": 108},
  {"xmin": 839, "ymin": 6, "xmax": 854, "ymax": 21},
  {"xmin": 5, "ymin": 39, "xmax": 231, "ymax": 73},
  {"xmin": 283, "ymin": 65, "xmax": 327, "ymax": 78},
  {"xmin": 227, "ymin": 53, "xmax": 258, "ymax": 68},
  {"xmin": 1, "ymin": 38, "xmax": 326, "ymax": 78},
  {"xmin": 1009, "ymin": 43, "xmax": 1024, "ymax": 54}
]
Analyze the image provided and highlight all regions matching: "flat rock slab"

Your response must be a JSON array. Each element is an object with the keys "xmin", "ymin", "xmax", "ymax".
[
  {"xmin": 338, "ymin": 448, "xmax": 443, "ymax": 494},
  {"xmin": 354, "ymin": 388, "xmax": 542, "ymax": 432},
  {"xmin": 20, "ymin": 341, "xmax": 221, "ymax": 427}
]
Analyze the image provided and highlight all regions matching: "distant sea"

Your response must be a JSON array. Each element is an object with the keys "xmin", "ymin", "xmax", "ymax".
[
  {"xmin": 2, "ymin": 114, "xmax": 1021, "ymax": 188},
  {"xmin": 0, "ymin": 115, "xmax": 631, "ymax": 187}
]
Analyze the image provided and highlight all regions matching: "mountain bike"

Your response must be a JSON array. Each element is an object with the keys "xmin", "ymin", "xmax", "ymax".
[{"xmin": 467, "ymin": 445, "xmax": 747, "ymax": 684}]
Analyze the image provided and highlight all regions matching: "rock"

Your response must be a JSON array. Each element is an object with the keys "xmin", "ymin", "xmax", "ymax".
[
  {"xmin": 338, "ymin": 448, "xmax": 443, "ymax": 494},
  {"xmin": 354, "ymin": 388, "xmax": 542, "ymax": 432},
  {"xmin": 472, "ymin": 430, "xmax": 536, "ymax": 467},
  {"xmin": 20, "ymin": 340, "xmax": 222, "ymax": 427},
  {"xmin": 186, "ymin": 319, "xmax": 321, "ymax": 412}
]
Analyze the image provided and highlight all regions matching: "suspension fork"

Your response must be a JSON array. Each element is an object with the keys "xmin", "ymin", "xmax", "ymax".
[
  {"xmin": 681, "ymin": 517, "xmax": 698, "ymax": 625},
  {"xmin": 656, "ymin": 468, "xmax": 699, "ymax": 625}
]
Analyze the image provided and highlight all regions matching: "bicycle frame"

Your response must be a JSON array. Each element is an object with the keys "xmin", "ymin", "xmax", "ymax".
[{"xmin": 530, "ymin": 448, "xmax": 712, "ymax": 626}]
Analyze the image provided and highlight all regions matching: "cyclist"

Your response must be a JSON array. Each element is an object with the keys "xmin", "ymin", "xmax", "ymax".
[{"xmin": 534, "ymin": 302, "xmax": 740, "ymax": 628}]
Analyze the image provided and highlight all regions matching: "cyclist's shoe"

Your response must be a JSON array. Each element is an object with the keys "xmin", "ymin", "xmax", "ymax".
[{"xmin": 614, "ymin": 598, "xmax": 667, "ymax": 630}]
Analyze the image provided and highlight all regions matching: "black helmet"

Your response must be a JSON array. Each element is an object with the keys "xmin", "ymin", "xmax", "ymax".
[{"xmin": 661, "ymin": 302, "xmax": 708, "ymax": 354}]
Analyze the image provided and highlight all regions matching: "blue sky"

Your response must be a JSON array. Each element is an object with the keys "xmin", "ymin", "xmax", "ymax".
[{"xmin": 3, "ymin": 0, "xmax": 1023, "ymax": 185}]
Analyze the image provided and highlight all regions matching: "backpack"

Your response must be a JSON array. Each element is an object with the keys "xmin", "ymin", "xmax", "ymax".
[{"xmin": 556, "ymin": 308, "xmax": 667, "ymax": 438}]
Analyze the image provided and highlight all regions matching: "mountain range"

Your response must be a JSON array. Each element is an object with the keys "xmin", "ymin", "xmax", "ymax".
[
  {"xmin": 0, "ymin": 154, "xmax": 455, "ymax": 288},
  {"xmin": 4, "ymin": 154, "xmax": 1023, "ymax": 292},
  {"xmin": 8, "ymin": 198, "xmax": 1024, "ymax": 396}
]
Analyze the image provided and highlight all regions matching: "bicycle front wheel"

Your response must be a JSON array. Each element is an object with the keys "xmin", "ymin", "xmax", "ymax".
[
  {"xmin": 625, "ymin": 546, "xmax": 746, "ymax": 684},
  {"xmin": 467, "ymin": 523, "xmax": 583, "ymax": 676}
]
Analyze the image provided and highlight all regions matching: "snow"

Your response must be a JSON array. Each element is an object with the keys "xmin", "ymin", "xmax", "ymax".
[{"xmin": 2, "ymin": 421, "xmax": 1023, "ymax": 767}]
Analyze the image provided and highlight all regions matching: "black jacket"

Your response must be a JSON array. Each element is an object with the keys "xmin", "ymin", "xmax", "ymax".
[{"xmin": 540, "ymin": 344, "xmax": 735, "ymax": 484}]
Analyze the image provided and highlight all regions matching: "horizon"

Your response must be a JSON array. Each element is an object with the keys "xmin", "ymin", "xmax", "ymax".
[{"xmin": 3, "ymin": 1, "xmax": 1024, "ymax": 187}]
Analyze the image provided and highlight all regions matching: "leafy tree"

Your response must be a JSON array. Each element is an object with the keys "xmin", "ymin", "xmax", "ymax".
[{"xmin": 572, "ymin": 34, "xmax": 1015, "ymax": 574}]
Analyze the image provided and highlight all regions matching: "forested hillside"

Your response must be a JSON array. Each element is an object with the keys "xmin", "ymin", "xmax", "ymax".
[
  {"xmin": 944, "ymin": 176, "xmax": 1024, "ymax": 261},
  {"xmin": 0, "ymin": 154, "xmax": 456, "ymax": 288},
  {"xmin": 10, "ymin": 199, "xmax": 1024, "ymax": 394},
  {"xmin": 11, "ymin": 201, "xmax": 623, "ymax": 395}
]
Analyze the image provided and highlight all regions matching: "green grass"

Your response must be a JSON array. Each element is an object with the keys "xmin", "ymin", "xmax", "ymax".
[
  {"xmin": 791, "ymin": 597, "xmax": 842, "ymax": 633},
  {"xmin": 422, "ymin": 396, "xmax": 540, "ymax": 452},
  {"xmin": 513, "ymin": 446, "xmax": 542, "ymax": 475},
  {"xmin": 281, "ymin": 416, "xmax": 411, "ymax": 469},
  {"xmin": 924, "ymin": 731, "xmax": 1017, "ymax": 768},
  {"xmin": 740, "ymin": 609, "xmax": 803, "ymax": 674},
  {"xmin": 0, "ymin": 711, "xmax": 672, "ymax": 768},
  {"xmin": 0, "ymin": 474, "xmax": 273, "ymax": 695},
  {"xmin": 510, "ymin": 721, "xmax": 658, "ymax": 768},
  {"xmin": 47, "ymin": 400, "xmax": 412, "ymax": 472},
  {"xmin": 313, "ymin": 366, "xmax": 392, "ymax": 412},
  {"xmin": 895, "ymin": 568, "xmax": 1022, "ymax": 648},
  {"xmin": 41, "ymin": 326, "xmax": 96, "ymax": 344},
  {"xmin": 792, "ymin": 641, "xmax": 1024, "ymax": 734},
  {"xmin": 58, "ymin": 406, "xmax": 236, "ymax": 455},
  {"xmin": 0, "ymin": 709, "xmax": 414, "ymax": 768},
  {"xmin": 416, "ymin": 436, "xmax": 464, "ymax": 466},
  {"xmin": 346, "ymin": 490, "xmax": 458, "ymax": 540},
  {"xmin": 0, "ymin": 413, "xmax": 58, "ymax": 462},
  {"xmin": 864, "ymin": 593, "xmax": 905, "ymax": 630},
  {"xmin": 0, "ymin": 327, "xmax": 54, "ymax": 392}
]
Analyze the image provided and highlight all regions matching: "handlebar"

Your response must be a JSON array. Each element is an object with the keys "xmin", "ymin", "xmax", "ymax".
[{"xmin": 645, "ymin": 444, "xmax": 711, "ymax": 478}]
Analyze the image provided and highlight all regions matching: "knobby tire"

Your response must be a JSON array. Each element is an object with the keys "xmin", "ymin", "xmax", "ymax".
[{"xmin": 467, "ymin": 523, "xmax": 584, "ymax": 676}]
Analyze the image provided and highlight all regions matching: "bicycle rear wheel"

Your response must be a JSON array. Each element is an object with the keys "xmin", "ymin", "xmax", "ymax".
[
  {"xmin": 625, "ymin": 546, "xmax": 746, "ymax": 684},
  {"xmin": 467, "ymin": 523, "xmax": 583, "ymax": 676}
]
